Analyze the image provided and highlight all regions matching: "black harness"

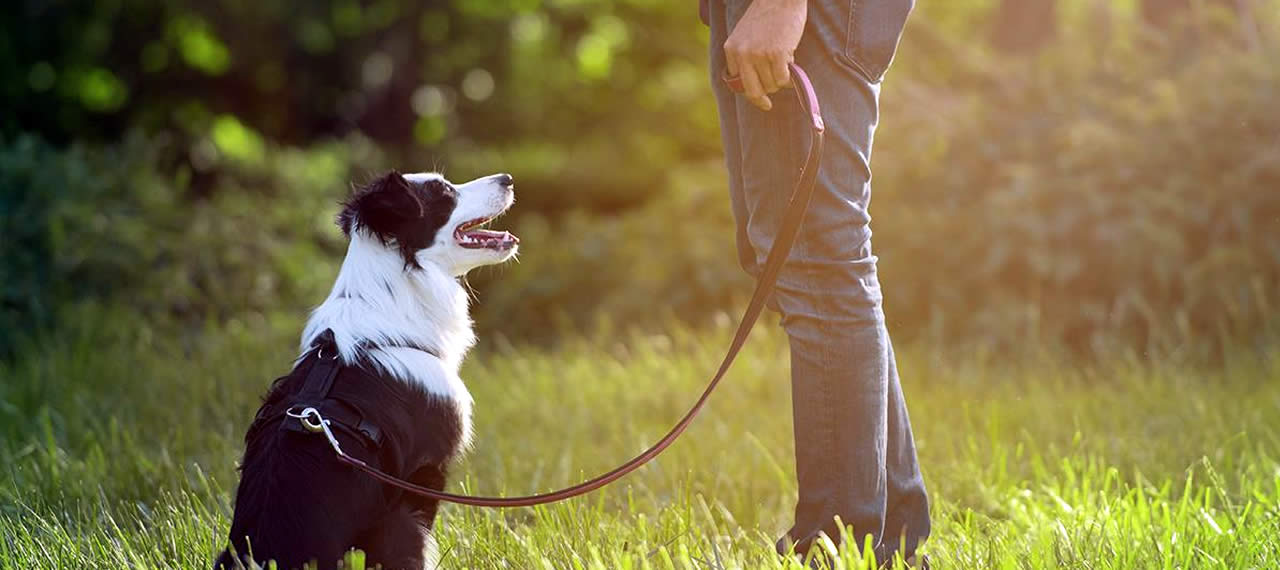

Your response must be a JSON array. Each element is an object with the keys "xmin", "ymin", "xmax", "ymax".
[{"xmin": 249, "ymin": 330, "xmax": 421, "ymax": 450}]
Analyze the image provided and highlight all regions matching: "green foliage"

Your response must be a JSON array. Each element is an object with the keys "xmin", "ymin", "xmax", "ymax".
[
  {"xmin": 0, "ymin": 134, "xmax": 383, "ymax": 355},
  {"xmin": 167, "ymin": 14, "xmax": 232, "ymax": 75},
  {"xmin": 1, "ymin": 314, "xmax": 1278, "ymax": 568},
  {"xmin": 470, "ymin": 160, "xmax": 751, "ymax": 341},
  {"xmin": 0, "ymin": 135, "xmax": 175, "ymax": 356},
  {"xmin": 871, "ymin": 39, "xmax": 1280, "ymax": 352},
  {"xmin": 0, "ymin": 0, "xmax": 716, "ymax": 210}
]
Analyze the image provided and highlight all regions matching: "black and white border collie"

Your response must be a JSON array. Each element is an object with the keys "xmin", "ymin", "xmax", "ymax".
[{"xmin": 215, "ymin": 171, "xmax": 518, "ymax": 570}]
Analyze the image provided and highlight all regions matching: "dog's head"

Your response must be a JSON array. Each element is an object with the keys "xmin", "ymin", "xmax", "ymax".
[{"xmin": 338, "ymin": 171, "xmax": 518, "ymax": 275}]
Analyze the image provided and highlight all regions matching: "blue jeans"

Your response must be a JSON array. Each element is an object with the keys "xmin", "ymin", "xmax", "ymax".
[{"xmin": 706, "ymin": 0, "xmax": 930, "ymax": 560}]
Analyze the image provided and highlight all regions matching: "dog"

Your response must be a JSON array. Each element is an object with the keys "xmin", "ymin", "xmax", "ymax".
[{"xmin": 215, "ymin": 170, "xmax": 518, "ymax": 570}]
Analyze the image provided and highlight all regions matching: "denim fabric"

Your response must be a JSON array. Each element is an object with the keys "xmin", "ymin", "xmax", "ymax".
[{"xmin": 706, "ymin": 0, "xmax": 929, "ymax": 561}]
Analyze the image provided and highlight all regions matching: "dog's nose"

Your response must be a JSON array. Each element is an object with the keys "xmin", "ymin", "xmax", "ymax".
[{"xmin": 493, "ymin": 173, "xmax": 514, "ymax": 188}]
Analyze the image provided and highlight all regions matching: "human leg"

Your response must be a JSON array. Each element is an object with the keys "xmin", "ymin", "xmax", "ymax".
[{"xmin": 707, "ymin": 0, "xmax": 928, "ymax": 560}]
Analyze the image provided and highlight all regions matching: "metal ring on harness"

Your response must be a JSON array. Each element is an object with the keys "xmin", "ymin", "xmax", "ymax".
[
  {"xmin": 286, "ymin": 406, "xmax": 327, "ymax": 433},
  {"xmin": 286, "ymin": 406, "xmax": 348, "ymax": 456}
]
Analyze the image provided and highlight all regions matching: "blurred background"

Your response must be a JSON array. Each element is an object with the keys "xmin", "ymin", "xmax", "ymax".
[{"xmin": 2, "ymin": 0, "xmax": 1278, "ymax": 358}]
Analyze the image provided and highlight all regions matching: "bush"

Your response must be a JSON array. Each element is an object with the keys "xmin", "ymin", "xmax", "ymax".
[
  {"xmin": 469, "ymin": 161, "xmax": 750, "ymax": 342},
  {"xmin": 0, "ymin": 133, "xmax": 383, "ymax": 355},
  {"xmin": 870, "ymin": 41, "xmax": 1280, "ymax": 353},
  {"xmin": 0, "ymin": 135, "xmax": 176, "ymax": 355}
]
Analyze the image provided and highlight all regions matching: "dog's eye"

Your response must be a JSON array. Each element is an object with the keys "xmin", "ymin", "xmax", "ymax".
[{"xmin": 426, "ymin": 180, "xmax": 457, "ymax": 198}]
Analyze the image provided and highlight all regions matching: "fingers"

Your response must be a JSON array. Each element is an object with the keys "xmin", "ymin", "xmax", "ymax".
[
  {"xmin": 739, "ymin": 64, "xmax": 772, "ymax": 111},
  {"xmin": 771, "ymin": 55, "xmax": 792, "ymax": 89},
  {"xmin": 752, "ymin": 52, "xmax": 791, "ymax": 92},
  {"xmin": 726, "ymin": 47, "xmax": 740, "ymax": 80},
  {"xmin": 725, "ymin": 47, "xmax": 769, "ymax": 111},
  {"xmin": 725, "ymin": 45, "xmax": 793, "ymax": 111}
]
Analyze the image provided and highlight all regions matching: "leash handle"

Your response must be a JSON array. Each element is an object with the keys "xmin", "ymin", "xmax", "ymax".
[
  {"xmin": 723, "ymin": 63, "xmax": 824, "ymax": 132},
  {"xmin": 306, "ymin": 62, "xmax": 825, "ymax": 508}
]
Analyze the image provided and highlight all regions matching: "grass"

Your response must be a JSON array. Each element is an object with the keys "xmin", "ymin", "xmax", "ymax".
[{"xmin": 1, "ymin": 306, "xmax": 1278, "ymax": 569}]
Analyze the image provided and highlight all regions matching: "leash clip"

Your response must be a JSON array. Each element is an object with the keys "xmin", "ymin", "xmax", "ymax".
[{"xmin": 286, "ymin": 406, "xmax": 347, "ymax": 457}]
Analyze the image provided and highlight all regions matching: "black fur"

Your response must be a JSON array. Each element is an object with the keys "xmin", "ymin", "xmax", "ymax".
[
  {"xmin": 337, "ymin": 171, "xmax": 458, "ymax": 268},
  {"xmin": 215, "ymin": 352, "xmax": 464, "ymax": 570}
]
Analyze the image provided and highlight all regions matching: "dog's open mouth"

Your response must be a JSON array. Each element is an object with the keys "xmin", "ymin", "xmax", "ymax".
[{"xmin": 455, "ymin": 217, "xmax": 519, "ymax": 250}]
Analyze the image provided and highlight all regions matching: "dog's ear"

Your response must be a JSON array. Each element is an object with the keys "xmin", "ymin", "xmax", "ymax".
[{"xmin": 337, "ymin": 171, "xmax": 425, "ymax": 239}]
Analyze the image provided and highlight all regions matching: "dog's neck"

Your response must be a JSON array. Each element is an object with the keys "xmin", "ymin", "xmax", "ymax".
[{"xmin": 301, "ymin": 230, "xmax": 476, "ymax": 376}]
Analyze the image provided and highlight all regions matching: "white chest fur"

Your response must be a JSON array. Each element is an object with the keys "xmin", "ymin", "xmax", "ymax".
[{"xmin": 300, "ymin": 231, "xmax": 477, "ymax": 449}]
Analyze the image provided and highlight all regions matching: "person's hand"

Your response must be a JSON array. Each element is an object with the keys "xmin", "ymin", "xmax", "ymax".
[{"xmin": 723, "ymin": 0, "xmax": 807, "ymax": 111}]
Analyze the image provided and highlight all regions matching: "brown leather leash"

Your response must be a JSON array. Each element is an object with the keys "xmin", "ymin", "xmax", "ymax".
[{"xmin": 292, "ymin": 62, "xmax": 825, "ymax": 508}]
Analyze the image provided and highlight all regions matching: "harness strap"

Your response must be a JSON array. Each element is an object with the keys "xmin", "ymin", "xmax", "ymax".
[
  {"xmin": 292, "ymin": 335, "xmax": 341, "ymax": 407},
  {"xmin": 275, "ymin": 331, "xmax": 384, "ymax": 447}
]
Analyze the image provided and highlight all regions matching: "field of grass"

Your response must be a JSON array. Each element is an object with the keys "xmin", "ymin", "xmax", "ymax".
[{"xmin": 2, "ymin": 307, "xmax": 1278, "ymax": 569}]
